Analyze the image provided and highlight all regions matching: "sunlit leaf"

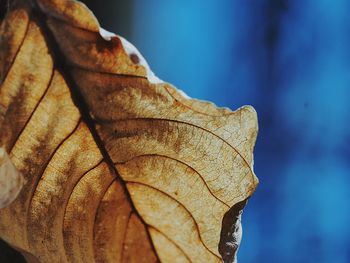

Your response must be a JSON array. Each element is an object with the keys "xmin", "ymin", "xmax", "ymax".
[{"xmin": 0, "ymin": 0, "xmax": 258, "ymax": 262}]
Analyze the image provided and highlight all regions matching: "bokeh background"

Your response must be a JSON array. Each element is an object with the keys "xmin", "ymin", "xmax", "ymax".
[{"xmin": 81, "ymin": 1, "xmax": 350, "ymax": 262}]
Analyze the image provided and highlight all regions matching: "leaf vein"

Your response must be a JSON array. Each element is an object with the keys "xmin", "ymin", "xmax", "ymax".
[{"xmin": 126, "ymin": 181, "xmax": 221, "ymax": 259}]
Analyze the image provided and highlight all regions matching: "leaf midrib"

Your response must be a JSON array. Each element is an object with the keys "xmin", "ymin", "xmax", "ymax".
[{"xmin": 29, "ymin": 1, "xmax": 162, "ymax": 261}]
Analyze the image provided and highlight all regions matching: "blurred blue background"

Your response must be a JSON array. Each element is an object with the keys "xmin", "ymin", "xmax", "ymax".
[{"xmin": 84, "ymin": 1, "xmax": 350, "ymax": 262}]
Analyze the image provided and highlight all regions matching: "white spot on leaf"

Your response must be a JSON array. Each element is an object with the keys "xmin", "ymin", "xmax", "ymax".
[{"xmin": 0, "ymin": 148, "xmax": 24, "ymax": 208}]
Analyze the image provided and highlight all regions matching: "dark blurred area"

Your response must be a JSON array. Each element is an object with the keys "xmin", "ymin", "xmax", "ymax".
[
  {"xmin": 80, "ymin": 0, "xmax": 133, "ymax": 39},
  {"xmin": 0, "ymin": 239, "xmax": 26, "ymax": 263},
  {"xmin": 81, "ymin": 1, "xmax": 350, "ymax": 262},
  {"xmin": 0, "ymin": 0, "xmax": 9, "ymax": 20}
]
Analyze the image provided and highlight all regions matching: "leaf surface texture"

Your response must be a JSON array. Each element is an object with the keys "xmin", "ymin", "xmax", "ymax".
[{"xmin": 0, "ymin": 1, "xmax": 258, "ymax": 262}]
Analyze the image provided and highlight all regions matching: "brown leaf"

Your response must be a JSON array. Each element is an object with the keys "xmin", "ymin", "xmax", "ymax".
[{"xmin": 0, "ymin": 0, "xmax": 258, "ymax": 262}]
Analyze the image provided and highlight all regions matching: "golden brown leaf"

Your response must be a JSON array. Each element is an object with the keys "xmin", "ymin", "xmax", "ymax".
[{"xmin": 0, "ymin": 0, "xmax": 258, "ymax": 262}]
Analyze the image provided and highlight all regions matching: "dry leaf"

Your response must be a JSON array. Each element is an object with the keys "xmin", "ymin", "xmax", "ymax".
[{"xmin": 0, "ymin": 0, "xmax": 258, "ymax": 262}]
